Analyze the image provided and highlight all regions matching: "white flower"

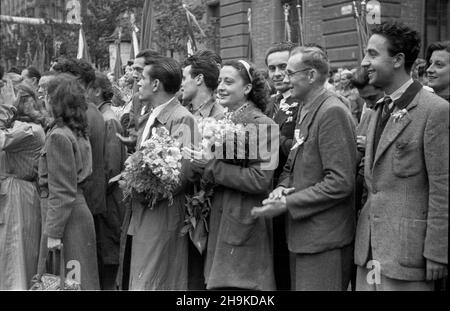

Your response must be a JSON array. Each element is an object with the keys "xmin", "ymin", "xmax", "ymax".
[{"xmin": 391, "ymin": 109, "xmax": 408, "ymax": 122}]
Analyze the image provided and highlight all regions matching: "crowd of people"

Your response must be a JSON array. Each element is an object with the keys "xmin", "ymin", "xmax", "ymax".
[{"xmin": 0, "ymin": 20, "xmax": 448, "ymax": 291}]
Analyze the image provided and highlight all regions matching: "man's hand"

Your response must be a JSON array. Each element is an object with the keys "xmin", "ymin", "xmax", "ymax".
[
  {"xmin": 268, "ymin": 186, "xmax": 296, "ymax": 200},
  {"xmin": 47, "ymin": 237, "xmax": 62, "ymax": 250},
  {"xmin": 251, "ymin": 196, "xmax": 288, "ymax": 218},
  {"xmin": 116, "ymin": 133, "xmax": 137, "ymax": 148},
  {"xmin": 426, "ymin": 259, "xmax": 448, "ymax": 281},
  {"xmin": 182, "ymin": 146, "xmax": 212, "ymax": 173}
]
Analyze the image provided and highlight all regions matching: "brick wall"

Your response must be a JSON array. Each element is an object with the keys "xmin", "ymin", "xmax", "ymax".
[{"xmin": 219, "ymin": 0, "xmax": 428, "ymax": 69}]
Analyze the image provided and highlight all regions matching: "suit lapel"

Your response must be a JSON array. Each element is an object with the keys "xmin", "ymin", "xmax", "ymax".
[
  {"xmin": 289, "ymin": 90, "xmax": 332, "ymax": 172},
  {"xmin": 372, "ymin": 103, "xmax": 416, "ymax": 166},
  {"xmin": 371, "ymin": 82, "xmax": 422, "ymax": 167},
  {"xmin": 365, "ymin": 106, "xmax": 380, "ymax": 173}
]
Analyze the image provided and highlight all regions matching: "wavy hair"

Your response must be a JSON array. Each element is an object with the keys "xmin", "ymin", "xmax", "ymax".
[
  {"xmin": 222, "ymin": 60, "xmax": 270, "ymax": 112},
  {"xmin": 46, "ymin": 74, "xmax": 88, "ymax": 138}
]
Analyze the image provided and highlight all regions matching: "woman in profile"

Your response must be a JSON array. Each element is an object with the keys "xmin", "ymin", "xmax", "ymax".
[
  {"xmin": 0, "ymin": 84, "xmax": 46, "ymax": 290},
  {"xmin": 37, "ymin": 75, "xmax": 99, "ymax": 290}
]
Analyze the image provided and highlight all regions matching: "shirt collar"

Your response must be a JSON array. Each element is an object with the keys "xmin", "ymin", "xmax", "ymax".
[
  {"xmin": 385, "ymin": 78, "xmax": 414, "ymax": 102},
  {"xmin": 281, "ymin": 89, "xmax": 291, "ymax": 100},
  {"xmin": 152, "ymin": 96, "xmax": 175, "ymax": 120}
]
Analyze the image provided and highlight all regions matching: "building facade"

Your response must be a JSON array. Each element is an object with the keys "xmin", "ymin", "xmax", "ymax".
[{"xmin": 212, "ymin": 0, "xmax": 449, "ymax": 69}]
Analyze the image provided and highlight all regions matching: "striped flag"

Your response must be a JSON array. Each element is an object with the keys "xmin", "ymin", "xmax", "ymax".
[
  {"xmin": 77, "ymin": 25, "xmax": 91, "ymax": 63},
  {"xmin": 183, "ymin": 4, "xmax": 206, "ymax": 55},
  {"xmin": 140, "ymin": 0, "xmax": 154, "ymax": 50}
]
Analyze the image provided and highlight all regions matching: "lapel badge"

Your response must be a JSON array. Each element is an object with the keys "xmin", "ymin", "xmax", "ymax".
[
  {"xmin": 391, "ymin": 109, "xmax": 408, "ymax": 123},
  {"xmin": 291, "ymin": 129, "xmax": 305, "ymax": 151}
]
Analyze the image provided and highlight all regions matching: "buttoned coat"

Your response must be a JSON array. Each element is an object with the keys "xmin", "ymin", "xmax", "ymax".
[
  {"xmin": 125, "ymin": 98, "xmax": 200, "ymax": 290},
  {"xmin": 354, "ymin": 85, "xmax": 449, "ymax": 281},
  {"xmin": 202, "ymin": 103, "xmax": 277, "ymax": 290},
  {"xmin": 278, "ymin": 89, "xmax": 357, "ymax": 254}
]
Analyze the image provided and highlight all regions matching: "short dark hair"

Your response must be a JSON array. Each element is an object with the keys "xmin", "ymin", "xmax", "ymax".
[
  {"xmin": 183, "ymin": 53, "xmax": 220, "ymax": 91},
  {"xmin": 195, "ymin": 49, "xmax": 222, "ymax": 66},
  {"xmin": 89, "ymin": 72, "xmax": 114, "ymax": 102},
  {"xmin": 24, "ymin": 66, "xmax": 41, "ymax": 82},
  {"xmin": 145, "ymin": 57, "xmax": 182, "ymax": 95},
  {"xmin": 8, "ymin": 67, "xmax": 21, "ymax": 75},
  {"xmin": 264, "ymin": 42, "xmax": 297, "ymax": 65},
  {"xmin": 425, "ymin": 40, "xmax": 450, "ymax": 65},
  {"xmin": 46, "ymin": 74, "xmax": 88, "ymax": 138},
  {"xmin": 290, "ymin": 46, "xmax": 330, "ymax": 83},
  {"xmin": 371, "ymin": 21, "xmax": 421, "ymax": 74},
  {"xmin": 135, "ymin": 49, "xmax": 160, "ymax": 62},
  {"xmin": 52, "ymin": 58, "xmax": 95, "ymax": 87},
  {"xmin": 222, "ymin": 60, "xmax": 269, "ymax": 112}
]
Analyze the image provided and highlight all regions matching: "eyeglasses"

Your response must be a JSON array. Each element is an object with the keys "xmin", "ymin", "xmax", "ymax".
[{"xmin": 286, "ymin": 68, "xmax": 312, "ymax": 78}]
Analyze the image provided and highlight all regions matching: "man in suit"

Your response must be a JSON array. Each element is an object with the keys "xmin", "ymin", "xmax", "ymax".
[
  {"xmin": 354, "ymin": 21, "xmax": 448, "ymax": 291},
  {"xmin": 87, "ymin": 72, "xmax": 128, "ymax": 290},
  {"xmin": 252, "ymin": 46, "xmax": 357, "ymax": 291},
  {"xmin": 263, "ymin": 42, "xmax": 299, "ymax": 290}
]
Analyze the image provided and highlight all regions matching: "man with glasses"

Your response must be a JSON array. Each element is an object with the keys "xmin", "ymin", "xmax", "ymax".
[{"xmin": 252, "ymin": 46, "xmax": 357, "ymax": 291}]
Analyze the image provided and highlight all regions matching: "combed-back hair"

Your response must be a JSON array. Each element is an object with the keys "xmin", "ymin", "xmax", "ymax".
[
  {"xmin": 264, "ymin": 42, "xmax": 298, "ymax": 65},
  {"xmin": 144, "ymin": 56, "xmax": 182, "ymax": 95},
  {"xmin": 183, "ymin": 52, "xmax": 220, "ymax": 91}
]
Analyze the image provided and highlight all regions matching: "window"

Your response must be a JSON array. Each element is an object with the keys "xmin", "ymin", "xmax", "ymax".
[{"xmin": 424, "ymin": 0, "xmax": 449, "ymax": 51}]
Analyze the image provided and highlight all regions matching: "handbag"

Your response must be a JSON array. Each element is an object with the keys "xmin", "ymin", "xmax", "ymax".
[{"xmin": 29, "ymin": 244, "xmax": 81, "ymax": 291}]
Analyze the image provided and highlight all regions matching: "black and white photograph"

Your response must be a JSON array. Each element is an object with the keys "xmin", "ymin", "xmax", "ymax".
[{"xmin": 0, "ymin": 0, "xmax": 448, "ymax": 301}]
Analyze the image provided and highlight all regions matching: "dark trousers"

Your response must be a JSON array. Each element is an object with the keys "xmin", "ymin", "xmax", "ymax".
[
  {"xmin": 273, "ymin": 214, "xmax": 291, "ymax": 290},
  {"xmin": 188, "ymin": 240, "xmax": 206, "ymax": 290},
  {"xmin": 290, "ymin": 244, "xmax": 353, "ymax": 291}
]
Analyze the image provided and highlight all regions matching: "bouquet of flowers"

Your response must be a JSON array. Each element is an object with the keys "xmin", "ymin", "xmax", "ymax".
[
  {"xmin": 182, "ymin": 108, "xmax": 253, "ymax": 253},
  {"xmin": 197, "ymin": 112, "xmax": 251, "ymax": 165},
  {"xmin": 113, "ymin": 127, "xmax": 183, "ymax": 209}
]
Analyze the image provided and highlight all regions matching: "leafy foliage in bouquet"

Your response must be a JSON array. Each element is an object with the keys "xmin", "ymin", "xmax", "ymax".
[{"xmin": 118, "ymin": 127, "xmax": 183, "ymax": 209}]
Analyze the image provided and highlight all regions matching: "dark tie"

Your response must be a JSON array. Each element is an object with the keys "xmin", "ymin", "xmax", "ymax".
[
  {"xmin": 273, "ymin": 93, "xmax": 283, "ymax": 116},
  {"xmin": 381, "ymin": 96, "xmax": 394, "ymax": 120}
]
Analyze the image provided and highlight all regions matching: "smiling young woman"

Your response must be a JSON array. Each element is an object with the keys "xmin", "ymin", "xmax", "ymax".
[{"xmin": 201, "ymin": 60, "xmax": 278, "ymax": 290}]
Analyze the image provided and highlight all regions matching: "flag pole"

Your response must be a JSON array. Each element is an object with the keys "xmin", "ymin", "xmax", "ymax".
[{"xmin": 296, "ymin": 0, "xmax": 304, "ymax": 45}]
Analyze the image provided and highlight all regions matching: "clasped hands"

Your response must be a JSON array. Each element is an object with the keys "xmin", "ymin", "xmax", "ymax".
[{"xmin": 251, "ymin": 186, "xmax": 296, "ymax": 218}]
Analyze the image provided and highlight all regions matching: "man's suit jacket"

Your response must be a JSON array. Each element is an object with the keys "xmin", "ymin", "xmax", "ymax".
[
  {"xmin": 270, "ymin": 95, "xmax": 301, "ymax": 184},
  {"xmin": 80, "ymin": 102, "xmax": 107, "ymax": 215},
  {"xmin": 278, "ymin": 89, "xmax": 357, "ymax": 254},
  {"xmin": 354, "ymin": 85, "xmax": 449, "ymax": 281}
]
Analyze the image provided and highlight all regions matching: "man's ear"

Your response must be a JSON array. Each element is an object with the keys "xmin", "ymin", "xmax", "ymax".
[
  {"xmin": 393, "ymin": 53, "xmax": 405, "ymax": 70},
  {"xmin": 196, "ymin": 74, "xmax": 204, "ymax": 86},
  {"xmin": 153, "ymin": 79, "xmax": 160, "ymax": 92}
]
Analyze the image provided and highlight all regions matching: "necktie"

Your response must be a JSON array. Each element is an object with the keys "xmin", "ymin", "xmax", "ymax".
[
  {"xmin": 381, "ymin": 96, "xmax": 393, "ymax": 120},
  {"xmin": 273, "ymin": 93, "xmax": 283, "ymax": 116}
]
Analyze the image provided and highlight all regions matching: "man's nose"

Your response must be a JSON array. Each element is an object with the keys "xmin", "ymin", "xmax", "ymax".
[{"xmin": 361, "ymin": 54, "xmax": 370, "ymax": 67}]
